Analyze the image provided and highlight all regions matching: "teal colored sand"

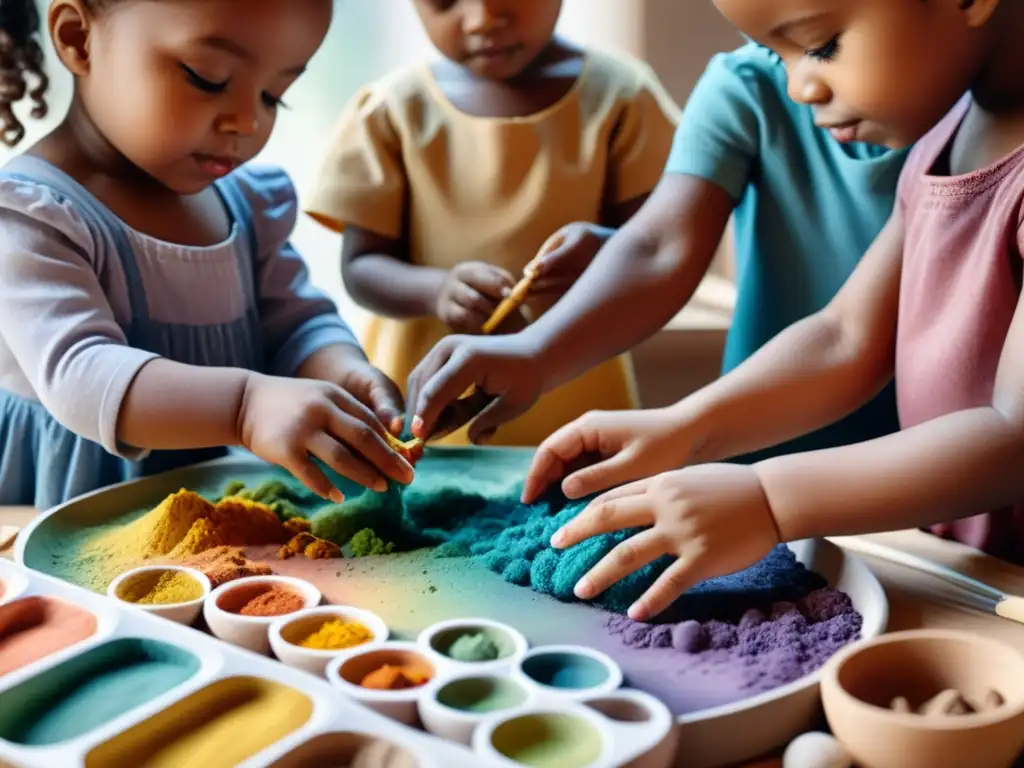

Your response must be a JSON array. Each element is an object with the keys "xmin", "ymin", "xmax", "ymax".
[
  {"xmin": 31, "ymin": 448, "xmax": 823, "ymax": 621},
  {"xmin": 0, "ymin": 639, "xmax": 199, "ymax": 746}
]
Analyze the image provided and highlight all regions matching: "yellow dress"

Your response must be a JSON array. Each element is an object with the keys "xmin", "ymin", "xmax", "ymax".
[{"xmin": 306, "ymin": 50, "xmax": 679, "ymax": 446}]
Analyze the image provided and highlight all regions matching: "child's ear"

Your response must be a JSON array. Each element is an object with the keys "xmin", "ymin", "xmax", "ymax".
[
  {"xmin": 960, "ymin": 0, "xmax": 1000, "ymax": 28},
  {"xmin": 48, "ymin": 0, "xmax": 92, "ymax": 76}
]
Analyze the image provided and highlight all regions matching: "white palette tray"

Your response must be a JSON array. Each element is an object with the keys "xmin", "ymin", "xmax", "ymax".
[{"xmin": 0, "ymin": 559, "xmax": 674, "ymax": 768}]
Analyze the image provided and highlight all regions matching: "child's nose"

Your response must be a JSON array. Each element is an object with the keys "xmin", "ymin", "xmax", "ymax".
[
  {"xmin": 462, "ymin": 0, "xmax": 508, "ymax": 35},
  {"xmin": 787, "ymin": 63, "xmax": 832, "ymax": 106},
  {"xmin": 214, "ymin": 108, "xmax": 260, "ymax": 137}
]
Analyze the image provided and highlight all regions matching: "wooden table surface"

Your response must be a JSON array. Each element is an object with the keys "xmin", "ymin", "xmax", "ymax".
[{"xmin": 3, "ymin": 507, "xmax": 1023, "ymax": 766}]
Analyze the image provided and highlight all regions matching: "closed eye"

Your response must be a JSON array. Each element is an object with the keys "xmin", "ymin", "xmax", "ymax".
[
  {"xmin": 180, "ymin": 63, "xmax": 227, "ymax": 93},
  {"xmin": 806, "ymin": 35, "xmax": 840, "ymax": 63},
  {"xmin": 261, "ymin": 93, "xmax": 288, "ymax": 110}
]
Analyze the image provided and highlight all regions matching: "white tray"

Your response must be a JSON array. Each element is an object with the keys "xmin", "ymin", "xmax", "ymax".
[
  {"xmin": 14, "ymin": 453, "xmax": 889, "ymax": 767},
  {"xmin": 0, "ymin": 559, "xmax": 674, "ymax": 768}
]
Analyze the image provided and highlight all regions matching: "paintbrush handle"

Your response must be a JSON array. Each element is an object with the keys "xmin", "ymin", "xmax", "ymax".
[
  {"xmin": 996, "ymin": 595, "xmax": 1024, "ymax": 625},
  {"xmin": 834, "ymin": 536, "xmax": 1005, "ymax": 602}
]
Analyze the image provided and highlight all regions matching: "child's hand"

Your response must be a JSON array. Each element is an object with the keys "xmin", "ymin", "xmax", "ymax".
[
  {"xmin": 550, "ymin": 464, "xmax": 781, "ymax": 622},
  {"xmin": 522, "ymin": 408, "xmax": 695, "ymax": 504},
  {"xmin": 435, "ymin": 262, "xmax": 518, "ymax": 334},
  {"xmin": 528, "ymin": 223, "xmax": 613, "ymax": 298},
  {"xmin": 238, "ymin": 373, "xmax": 415, "ymax": 501},
  {"xmin": 407, "ymin": 334, "xmax": 545, "ymax": 444},
  {"xmin": 297, "ymin": 345, "xmax": 406, "ymax": 435}
]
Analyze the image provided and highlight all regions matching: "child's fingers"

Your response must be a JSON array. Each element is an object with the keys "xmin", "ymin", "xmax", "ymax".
[
  {"xmin": 550, "ymin": 492, "xmax": 652, "ymax": 550},
  {"xmin": 466, "ymin": 392, "xmax": 532, "ymax": 445},
  {"xmin": 289, "ymin": 455, "xmax": 344, "ymax": 504},
  {"xmin": 522, "ymin": 421, "xmax": 600, "ymax": 502},
  {"xmin": 571, "ymin": 529, "xmax": 666, "ymax": 601},
  {"xmin": 628, "ymin": 557, "xmax": 701, "ymax": 622},
  {"xmin": 562, "ymin": 447, "xmax": 642, "ymax": 499},
  {"xmin": 323, "ymin": 402, "xmax": 414, "ymax": 486},
  {"xmin": 362, "ymin": 372, "xmax": 405, "ymax": 432},
  {"xmin": 412, "ymin": 348, "xmax": 480, "ymax": 438},
  {"xmin": 450, "ymin": 281, "xmax": 499, "ymax": 316},
  {"xmin": 309, "ymin": 432, "xmax": 388, "ymax": 493},
  {"xmin": 463, "ymin": 264, "xmax": 516, "ymax": 300}
]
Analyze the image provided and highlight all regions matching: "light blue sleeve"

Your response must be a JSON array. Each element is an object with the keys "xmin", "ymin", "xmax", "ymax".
[
  {"xmin": 664, "ymin": 46, "xmax": 772, "ymax": 201},
  {"xmin": 234, "ymin": 165, "xmax": 362, "ymax": 377}
]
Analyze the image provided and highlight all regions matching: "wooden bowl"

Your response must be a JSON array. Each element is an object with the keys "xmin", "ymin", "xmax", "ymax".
[{"xmin": 821, "ymin": 629, "xmax": 1024, "ymax": 768}]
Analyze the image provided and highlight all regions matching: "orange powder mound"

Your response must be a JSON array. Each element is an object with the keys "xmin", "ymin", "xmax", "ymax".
[
  {"xmin": 77, "ymin": 490, "xmax": 290, "ymax": 591},
  {"xmin": 360, "ymin": 664, "xmax": 429, "ymax": 691},
  {"xmin": 277, "ymin": 532, "xmax": 341, "ymax": 561},
  {"xmin": 154, "ymin": 547, "xmax": 273, "ymax": 589}
]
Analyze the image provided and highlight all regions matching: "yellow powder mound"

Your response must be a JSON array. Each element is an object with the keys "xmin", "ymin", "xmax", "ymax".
[{"xmin": 79, "ymin": 490, "xmax": 291, "ymax": 590}]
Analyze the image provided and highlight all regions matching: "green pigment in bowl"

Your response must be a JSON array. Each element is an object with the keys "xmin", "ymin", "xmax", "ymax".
[
  {"xmin": 0, "ymin": 638, "xmax": 199, "ymax": 746},
  {"xmin": 491, "ymin": 712, "xmax": 603, "ymax": 768},
  {"xmin": 433, "ymin": 627, "xmax": 511, "ymax": 662},
  {"xmin": 437, "ymin": 677, "xmax": 528, "ymax": 714}
]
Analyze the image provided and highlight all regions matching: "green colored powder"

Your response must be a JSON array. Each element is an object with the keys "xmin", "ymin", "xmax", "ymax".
[
  {"xmin": 437, "ymin": 677, "xmax": 527, "ymax": 714},
  {"xmin": 490, "ymin": 713, "xmax": 603, "ymax": 768},
  {"xmin": 349, "ymin": 528, "xmax": 395, "ymax": 557},
  {"xmin": 447, "ymin": 632, "xmax": 501, "ymax": 662},
  {"xmin": 0, "ymin": 639, "xmax": 199, "ymax": 746}
]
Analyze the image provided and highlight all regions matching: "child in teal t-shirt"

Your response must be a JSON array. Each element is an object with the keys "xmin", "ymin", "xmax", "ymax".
[{"xmin": 407, "ymin": 43, "xmax": 910, "ymax": 462}]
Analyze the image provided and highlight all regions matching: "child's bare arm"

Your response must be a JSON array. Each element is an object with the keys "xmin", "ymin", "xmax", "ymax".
[{"xmin": 341, "ymin": 226, "xmax": 448, "ymax": 319}]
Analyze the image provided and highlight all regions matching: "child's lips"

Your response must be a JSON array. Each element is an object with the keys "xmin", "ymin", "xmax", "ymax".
[
  {"xmin": 820, "ymin": 121, "xmax": 860, "ymax": 144},
  {"xmin": 193, "ymin": 153, "xmax": 241, "ymax": 177}
]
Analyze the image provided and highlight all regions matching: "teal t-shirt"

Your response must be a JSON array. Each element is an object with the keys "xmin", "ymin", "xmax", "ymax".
[{"xmin": 666, "ymin": 43, "xmax": 910, "ymax": 460}]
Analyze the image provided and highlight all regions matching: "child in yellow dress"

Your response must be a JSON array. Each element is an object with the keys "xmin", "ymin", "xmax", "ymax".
[{"xmin": 305, "ymin": 0, "xmax": 679, "ymax": 446}]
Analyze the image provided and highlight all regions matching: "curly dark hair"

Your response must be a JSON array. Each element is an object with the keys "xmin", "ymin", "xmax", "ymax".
[{"xmin": 0, "ymin": 0, "xmax": 48, "ymax": 148}]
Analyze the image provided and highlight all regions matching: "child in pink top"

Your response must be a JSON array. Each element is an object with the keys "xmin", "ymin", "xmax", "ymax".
[{"xmin": 508, "ymin": 0, "xmax": 1024, "ymax": 621}]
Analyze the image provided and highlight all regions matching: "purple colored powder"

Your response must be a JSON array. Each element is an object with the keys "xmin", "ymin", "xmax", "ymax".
[{"xmin": 600, "ymin": 587, "xmax": 861, "ymax": 712}]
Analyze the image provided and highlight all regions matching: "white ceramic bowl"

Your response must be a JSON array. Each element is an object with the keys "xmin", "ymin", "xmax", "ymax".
[
  {"xmin": 204, "ymin": 575, "xmax": 321, "ymax": 654},
  {"xmin": 327, "ymin": 640, "xmax": 439, "ymax": 726},
  {"xmin": 269, "ymin": 605, "xmax": 388, "ymax": 677},
  {"xmin": 107, "ymin": 565, "xmax": 210, "ymax": 626},
  {"xmin": 418, "ymin": 618, "xmax": 529, "ymax": 675},
  {"xmin": 419, "ymin": 672, "xmax": 534, "ymax": 745},
  {"xmin": 472, "ymin": 704, "xmax": 614, "ymax": 768},
  {"xmin": 512, "ymin": 645, "xmax": 623, "ymax": 702}
]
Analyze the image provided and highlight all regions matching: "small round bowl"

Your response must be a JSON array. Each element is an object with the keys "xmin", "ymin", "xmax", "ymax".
[
  {"xmin": 418, "ymin": 618, "xmax": 528, "ymax": 675},
  {"xmin": 419, "ymin": 672, "xmax": 534, "ymax": 745},
  {"xmin": 107, "ymin": 565, "xmax": 210, "ymax": 626},
  {"xmin": 472, "ymin": 705, "xmax": 613, "ymax": 768},
  {"xmin": 204, "ymin": 576, "xmax": 321, "ymax": 655},
  {"xmin": 821, "ymin": 629, "xmax": 1024, "ymax": 768},
  {"xmin": 327, "ymin": 641, "xmax": 438, "ymax": 726},
  {"xmin": 269, "ymin": 605, "xmax": 388, "ymax": 677},
  {"xmin": 513, "ymin": 645, "xmax": 623, "ymax": 702}
]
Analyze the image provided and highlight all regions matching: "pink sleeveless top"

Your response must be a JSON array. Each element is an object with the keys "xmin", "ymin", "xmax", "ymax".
[{"xmin": 895, "ymin": 97, "xmax": 1024, "ymax": 564}]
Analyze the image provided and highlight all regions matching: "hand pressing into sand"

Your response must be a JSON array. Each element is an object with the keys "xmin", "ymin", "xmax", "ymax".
[
  {"xmin": 550, "ymin": 464, "xmax": 782, "ymax": 622},
  {"xmin": 522, "ymin": 408, "xmax": 695, "ymax": 504},
  {"xmin": 237, "ymin": 373, "xmax": 415, "ymax": 503}
]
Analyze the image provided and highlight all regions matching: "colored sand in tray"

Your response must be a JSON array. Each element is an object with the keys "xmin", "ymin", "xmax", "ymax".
[
  {"xmin": 491, "ymin": 712, "xmax": 603, "ymax": 768},
  {"xmin": 602, "ymin": 587, "xmax": 862, "ymax": 708},
  {"xmin": 437, "ymin": 676, "xmax": 529, "ymax": 713},
  {"xmin": 84, "ymin": 676, "xmax": 312, "ymax": 768},
  {"xmin": 0, "ymin": 638, "xmax": 199, "ymax": 746},
  {"xmin": 0, "ymin": 596, "xmax": 98, "ymax": 677}
]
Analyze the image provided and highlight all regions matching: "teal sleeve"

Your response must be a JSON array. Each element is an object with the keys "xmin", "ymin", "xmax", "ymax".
[{"xmin": 664, "ymin": 50, "xmax": 767, "ymax": 201}]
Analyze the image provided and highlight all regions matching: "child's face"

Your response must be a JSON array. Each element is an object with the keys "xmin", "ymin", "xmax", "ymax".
[
  {"xmin": 56, "ymin": 0, "xmax": 332, "ymax": 194},
  {"xmin": 412, "ymin": 0, "xmax": 563, "ymax": 80},
  {"xmin": 714, "ymin": 0, "xmax": 996, "ymax": 148}
]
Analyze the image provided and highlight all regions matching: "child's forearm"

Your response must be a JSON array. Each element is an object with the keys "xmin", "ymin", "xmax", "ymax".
[
  {"xmin": 756, "ymin": 407, "xmax": 1024, "ymax": 540},
  {"xmin": 526, "ymin": 176, "xmax": 734, "ymax": 390},
  {"xmin": 344, "ymin": 254, "xmax": 447, "ymax": 320},
  {"xmin": 673, "ymin": 311, "xmax": 892, "ymax": 465},
  {"xmin": 117, "ymin": 360, "xmax": 250, "ymax": 450}
]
